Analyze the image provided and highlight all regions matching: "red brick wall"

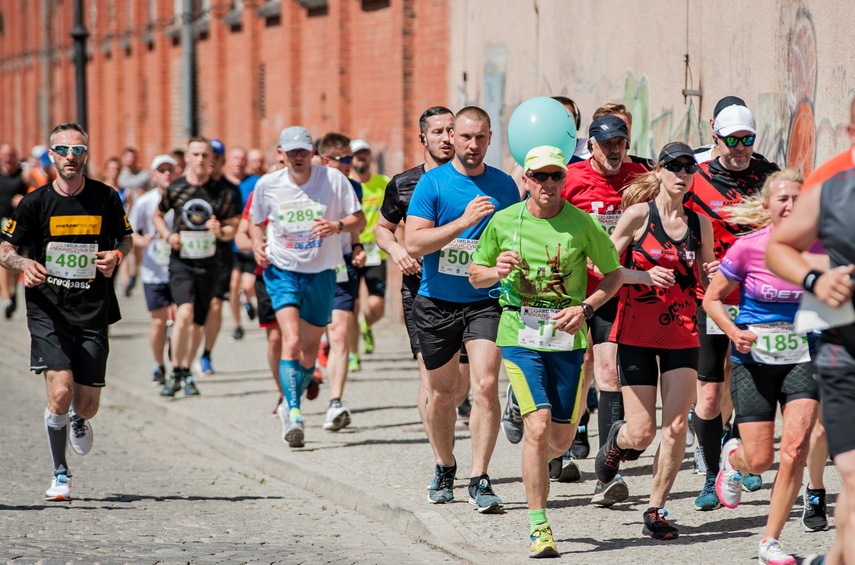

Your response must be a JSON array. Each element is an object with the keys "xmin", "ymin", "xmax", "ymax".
[{"xmin": 0, "ymin": 0, "xmax": 450, "ymax": 179}]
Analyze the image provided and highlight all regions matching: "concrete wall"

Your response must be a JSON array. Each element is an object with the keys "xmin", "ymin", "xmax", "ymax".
[{"xmin": 450, "ymin": 0, "xmax": 855, "ymax": 174}]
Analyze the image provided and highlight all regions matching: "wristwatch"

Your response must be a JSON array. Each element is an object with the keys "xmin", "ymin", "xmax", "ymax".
[
  {"xmin": 337, "ymin": 220, "xmax": 344, "ymax": 233},
  {"xmin": 580, "ymin": 302, "xmax": 595, "ymax": 320}
]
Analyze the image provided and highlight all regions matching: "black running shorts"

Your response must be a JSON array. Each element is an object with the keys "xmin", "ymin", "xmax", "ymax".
[
  {"xmin": 254, "ymin": 273, "xmax": 277, "ymax": 329},
  {"xmin": 696, "ymin": 302, "xmax": 730, "ymax": 383},
  {"xmin": 617, "ymin": 343, "xmax": 700, "ymax": 387},
  {"xmin": 28, "ymin": 308, "xmax": 109, "ymax": 387},
  {"xmin": 169, "ymin": 260, "xmax": 219, "ymax": 326},
  {"xmin": 413, "ymin": 294, "xmax": 500, "ymax": 370},
  {"xmin": 816, "ymin": 338, "xmax": 855, "ymax": 458},
  {"xmin": 357, "ymin": 263, "xmax": 387, "ymax": 298},
  {"xmin": 731, "ymin": 362, "xmax": 818, "ymax": 424},
  {"xmin": 589, "ymin": 296, "xmax": 618, "ymax": 345}
]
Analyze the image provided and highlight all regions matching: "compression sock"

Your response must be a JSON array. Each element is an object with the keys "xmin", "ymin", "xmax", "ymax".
[
  {"xmin": 598, "ymin": 391, "xmax": 624, "ymax": 447},
  {"xmin": 300, "ymin": 364, "xmax": 315, "ymax": 396},
  {"xmin": 44, "ymin": 409, "xmax": 70, "ymax": 476},
  {"xmin": 279, "ymin": 359, "xmax": 302, "ymax": 413},
  {"xmin": 695, "ymin": 412, "xmax": 724, "ymax": 478},
  {"xmin": 529, "ymin": 509, "xmax": 548, "ymax": 535}
]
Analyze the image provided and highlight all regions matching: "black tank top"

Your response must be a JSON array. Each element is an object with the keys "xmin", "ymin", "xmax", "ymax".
[{"xmin": 818, "ymin": 167, "xmax": 855, "ymax": 345}]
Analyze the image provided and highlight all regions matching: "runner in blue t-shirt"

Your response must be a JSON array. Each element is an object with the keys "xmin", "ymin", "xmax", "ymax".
[{"xmin": 404, "ymin": 106, "xmax": 519, "ymax": 512}]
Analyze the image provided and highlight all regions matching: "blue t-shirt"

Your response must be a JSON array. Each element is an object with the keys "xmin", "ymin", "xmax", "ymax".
[
  {"xmin": 239, "ymin": 175, "xmax": 260, "ymax": 208},
  {"xmin": 407, "ymin": 162, "xmax": 519, "ymax": 302}
]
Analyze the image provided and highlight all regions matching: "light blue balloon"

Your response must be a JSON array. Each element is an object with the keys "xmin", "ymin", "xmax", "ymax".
[{"xmin": 508, "ymin": 97, "xmax": 577, "ymax": 166}]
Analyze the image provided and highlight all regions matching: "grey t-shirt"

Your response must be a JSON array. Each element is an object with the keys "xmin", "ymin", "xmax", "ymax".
[{"xmin": 118, "ymin": 168, "xmax": 153, "ymax": 191}]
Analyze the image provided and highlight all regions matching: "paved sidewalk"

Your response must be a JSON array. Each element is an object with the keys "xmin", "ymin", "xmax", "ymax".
[{"xmin": 2, "ymin": 290, "xmax": 839, "ymax": 563}]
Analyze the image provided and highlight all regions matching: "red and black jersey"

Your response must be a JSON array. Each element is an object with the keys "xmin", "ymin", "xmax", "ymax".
[{"xmin": 610, "ymin": 202, "xmax": 702, "ymax": 349}]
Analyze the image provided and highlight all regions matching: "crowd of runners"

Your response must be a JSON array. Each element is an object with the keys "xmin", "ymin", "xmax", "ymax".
[{"xmin": 3, "ymin": 92, "xmax": 855, "ymax": 565}]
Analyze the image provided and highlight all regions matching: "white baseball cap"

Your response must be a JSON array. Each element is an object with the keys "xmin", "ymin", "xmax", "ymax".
[
  {"xmin": 350, "ymin": 139, "xmax": 371, "ymax": 153},
  {"xmin": 279, "ymin": 126, "xmax": 313, "ymax": 152},
  {"xmin": 151, "ymin": 154, "xmax": 178, "ymax": 170},
  {"xmin": 713, "ymin": 105, "xmax": 757, "ymax": 137}
]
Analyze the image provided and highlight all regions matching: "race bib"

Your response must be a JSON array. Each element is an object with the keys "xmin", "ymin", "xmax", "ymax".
[
  {"xmin": 591, "ymin": 213, "xmax": 621, "ymax": 236},
  {"xmin": 278, "ymin": 200, "xmax": 324, "ymax": 234},
  {"xmin": 438, "ymin": 238, "xmax": 477, "ymax": 277},
  {"xmin": 45, "ymin": 242, "xmax": 97, "ymax": 280},
  {"xmin": 364, "ymin": 242, "xmax": 382, "ymax": 267},
  {"xmin": 748, "ymin": 322, "xmax": 810, "ymax": 365},
  {"xmin": 517, "ymin": 306, "xmax": 574, "ymax": 351},
  {"xmin": 154, "ymin": 239, "xmax": 172, "ymax": 266},
  {"xmin": 706, "ymin": 305, "xmax": 740, "ymax": 335},
  {"xmin": 335, "ymin": 261, "xmax": 349, "ymax": 283},
  {"xmin": 179, "ymin": 231, "xmax": 216, "ymax": 259}
]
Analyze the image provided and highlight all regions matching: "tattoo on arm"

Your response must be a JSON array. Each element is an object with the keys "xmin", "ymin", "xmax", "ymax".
[
  {"xmin": 0, "ymin": 243, "xmax": 26, "ymax": 273},
  {"xmin": 116, "ymin": 234, "xmax": 134, "ymax": 256}
]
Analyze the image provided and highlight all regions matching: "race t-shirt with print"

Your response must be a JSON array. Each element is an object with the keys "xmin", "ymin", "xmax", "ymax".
[
  {"xmin": 158, "ymin": 176, "xmax": 238, "ymax": 268},
  {"xmin": 684, "ymin": 155, "xmax": 779, "ymax": 302},
  {"xmin": 407, "ymin": 162, "xmax": 519, "ymax": 303},
  {"xmin": 610, "ymin": 202, "xmax": 702, "ymax": 349},
  {"xmin": 355, "ymin": 172, "xmax": 390, "ymax": 262},
  {"xmin": 720, "ymin": 225, "xmax": 821, "ymax": 364},
  {"xmin": 128, "ymin": 188, "xmax": 173, "ymax": 284},
  {"xmin": 562, "ymin": 159, "xmax": 647, "ymax": 295},
  {"xmin": 1, "ymin": 178, "xmax": 133, "ymax": 327},
  {"xmin": 473, "ymin": 200, "xmax": 620, "ymax": 351},
  {"xmin": 250, "ymin": 164, "xmax": 361, "ymax": 273}
]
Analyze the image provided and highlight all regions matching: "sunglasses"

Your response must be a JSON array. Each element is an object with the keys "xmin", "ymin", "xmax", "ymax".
[
  {"xmin": 526, "ymin": 171, "xmax": 566, "ymax": 183},
  {"xmin": 326, "ymin": 155, "xmax": 353, "ymax": 164},
  {"xmin": 51, "ymin": 144, "xmax": 88, "ymax": 157},
  {"xmin": 717, "ymin": 135, "xmax": 756, "ymax": 148},
  {"xmin": 661, "ymin": 161, "xmax": 698, "ymax": 174}
]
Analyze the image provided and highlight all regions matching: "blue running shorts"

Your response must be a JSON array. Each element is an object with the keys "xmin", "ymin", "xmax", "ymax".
[
  {"xmin": 501, "ymin": 346, "xmax": 585, "ymax": 424},
  {"xmin": 263, "ymin": 265, "xmax": 335, "ymax": 327}
]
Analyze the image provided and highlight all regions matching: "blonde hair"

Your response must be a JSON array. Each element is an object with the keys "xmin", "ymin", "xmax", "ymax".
[
  {"xmin": 722, "ymin": 168, "xmax": 804, "ymax": 229},
  {"xmin": 621, "ymin": 170, "xmax": 660, "ymax": 208}
]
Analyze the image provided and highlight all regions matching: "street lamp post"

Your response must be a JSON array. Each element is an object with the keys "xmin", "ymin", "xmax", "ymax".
[{"xmin": 70, "ymin": 0, "xmax": 89, "ymax": 131}]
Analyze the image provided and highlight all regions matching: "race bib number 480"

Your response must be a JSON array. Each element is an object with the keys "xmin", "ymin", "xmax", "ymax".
[
  {"xmin": 517, "ymin": 306, "xmax": 574, "ymax": 351},
  {"xmin": 45, "ymin": 242, "xmax": 98, "ymax": 280},
  {"xmin": 438, "ymin": 238, "xmax": 477, "ymax": 277}
]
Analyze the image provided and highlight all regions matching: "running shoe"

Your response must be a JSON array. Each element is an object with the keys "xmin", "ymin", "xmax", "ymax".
[
  {"xmin": 152, "ymin": 364, "xmax": 166, "ymax": 385},
  {"xmin": 529, "ymin": 524, "xmax": 559, "ymax": 558},
  {"xmin": 467, "ymin": 475, "xmax": 502, "ymax": 513},
  {"xmin": 231, "ymin": 327, "xmax": 245, "ymax": 341},
  {"xmin": 183, "ymin": 375, "xmax": 200, "ymax": 396},
  {"xmin": 160, "ymin": 373, "xmax": 181, "ymax": 397},
  {"xmin": 501, "ymin": 383, "xmax": 523, "ymax": 444},
  {"xmin": 283, "ymin": 415, "xmax": 305, "ymax": 448},
  {"xmin": 803, "ymin": 555, "xmax": 826, "ymax": 565},
  {"xmin": 758, "ymin": 537, "xmax": 796, "ymax": 565},
  {"xmin": 742, "ymin": 473, "xmax": 763, "ymax": 492},
  {"xmin": 323, "ymin": 403, "xmax": 352, "ymax": 431},
  {"xmin": 3, "ymin": 299, "xmax": 14, "ymax": 319},
  {"xmin": 360, "ymin": 320, "xmax": 375, "ymax": 354},
  {"xmin": 348, "ymin": 353, "xmax": 361, "ymax": 373},
  {"xmin": 686, "ymin": 405, "xmax": 696, "ymax": 447},
  {"xmin": 594, "ymin": 420, "xmax": 626, "ymax": 484},
  {"xmin": 570, "ymin": 412, "xmax": 590, "ymax": 459},
  {"xmin": 200, "ymin": 353, "xmax": 214, "ymax": 375},
  {"xmin": 245, "ymin": 302, "xmax": 256, "ymax": 321},
  {"xmin": 642, "ymin": 507, "xmax": 678, "ymax": 540},
  {"xmin": 716, "ymin": 438, "xmax": 744, "ymax": 509},
  {"xmin": 548, "ymin": 454, "xmax": 581, "ymax": 483},
  {"xmin": 591, "ymin": 476, "xmax": 629, "ymax": 507},
  {"xmin": 694, "ymin": 476, "xmax": 721, "ymax": 511},
  {"xmin": 427, "ymin": 463, "xmax": 456, "ymax": 504},
  {"xmin": 693, "ymin": 446, "xmax": 707, "ymax": 475},
  {"xmin": 457, "ymin": 397, "xmax": 472, "ymax": 419},
  {"xmin": 68, "ymin": 413, "xmax": 93, "ymax": 456},
  {"xmin": 45, "ymin": 474, "xmax": 71, "ymax": 501},
  {"xmin": 802, "ymin": 486, "xmax": 829, "ymax": 532},
  {"xmin": 317, "ymin": 340, "xmax": 330, "ymax": 368},
  {"xmin": 306, "ymin": 367, "xmax": 322, "ymax": 400}
]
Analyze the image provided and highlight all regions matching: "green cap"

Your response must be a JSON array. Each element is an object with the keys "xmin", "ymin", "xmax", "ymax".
[{"xmin": 524, "ymin": 145, "xmax": 566, "ymax": 172}]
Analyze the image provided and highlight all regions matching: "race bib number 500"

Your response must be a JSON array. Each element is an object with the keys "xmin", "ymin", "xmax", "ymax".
[
  {"xmin": 438, "ymin": 238, "xmax": 477, "ymax": 277},
  {"xmin": 45, "ymin": 242, "xmax": 98, "ymax": 280}
]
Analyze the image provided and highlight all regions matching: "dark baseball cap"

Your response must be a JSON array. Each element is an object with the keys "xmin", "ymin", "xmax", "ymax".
[
  {"xmin": 210, "ymin": 138, "xmax": 225, "ymax": 156},
  {"xmin": 588, "ymin": 115, "xmax": 629, "ymax": 143},
  {"xmin": 658, "ymin": 142, "xmax": 695, "ymax": 163},
  {"xmin": 713, "ymin": 96, "xmax": 746, "ymax": 118}
]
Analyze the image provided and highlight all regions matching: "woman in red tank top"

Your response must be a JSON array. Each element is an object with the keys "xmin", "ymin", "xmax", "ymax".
[{"xmin": 593, "ymin": 142, "xmax": 717, "ymax": 540}]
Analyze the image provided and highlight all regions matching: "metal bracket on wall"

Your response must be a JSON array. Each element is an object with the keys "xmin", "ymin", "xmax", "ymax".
[{"xmin": 682, "ymin": 54, "xmax": 702, "ymax": 105}]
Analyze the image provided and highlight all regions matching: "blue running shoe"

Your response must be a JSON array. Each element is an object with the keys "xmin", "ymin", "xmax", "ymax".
[{"xmin": 200, "ymin": 353, "xmax": 214, "ymax": 375}]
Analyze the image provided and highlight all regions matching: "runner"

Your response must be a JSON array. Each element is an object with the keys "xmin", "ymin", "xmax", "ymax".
[
  {"xmin": 471, "ymin": 145, "xmax": 622, "ymax": 557},
  {"xmin": 705, "ymin": 169, "xmax": 822, "ymax": 565},
  {"xmin": 152, "ymin": 137, "xmax": 240, "ymax": 397},
  {"xmin": 595, "ymin": 142, "xmax": 716, "ymax": 539},
  {"xmin": 128, "ymin": 154, "xmax": 178, "ymax": 384},
  {"xmin": 766, "ymin": 166, "xmax": 855, "ymax": 565},
  {"xmin": 685, "ymin": 103, "xmax": 780, "ymax": 510},
  {"xmin": 0, "ymin": 143, "xmax": 27, "ymax": 318},
  {"xmin": 249, "ymin": 126, "xmax": 365, "ymax": 448},
  {"xmin": 0, "ymin": 122, "xmax": 133, "ymax": 500},
  {"xmin": 405, "ymin": 106, "xmax": 519, "ymax": 511}
]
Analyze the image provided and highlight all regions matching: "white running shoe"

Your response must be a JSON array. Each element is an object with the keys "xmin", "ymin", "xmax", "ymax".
[
  {"xmin": 284, "ymin": 417, "xmax": 305, "ymax": 448},
  {"xmin": 45, "ymin": 474, "xmax": 71, "ymax": 501},
  {"xmin": 716, "ymin": 438, "xmax": 744, "ymax": 509},
  {"xmin": 758, "ymin": 537, "xmax": 796, "ymax": 565},
  {"xmin": 323, "ymin": 404, "xmax": 352, "ymax": 431},
  {"xmin": 69, "ymin": 414, "xmax": 93, "ymax": 456}
]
